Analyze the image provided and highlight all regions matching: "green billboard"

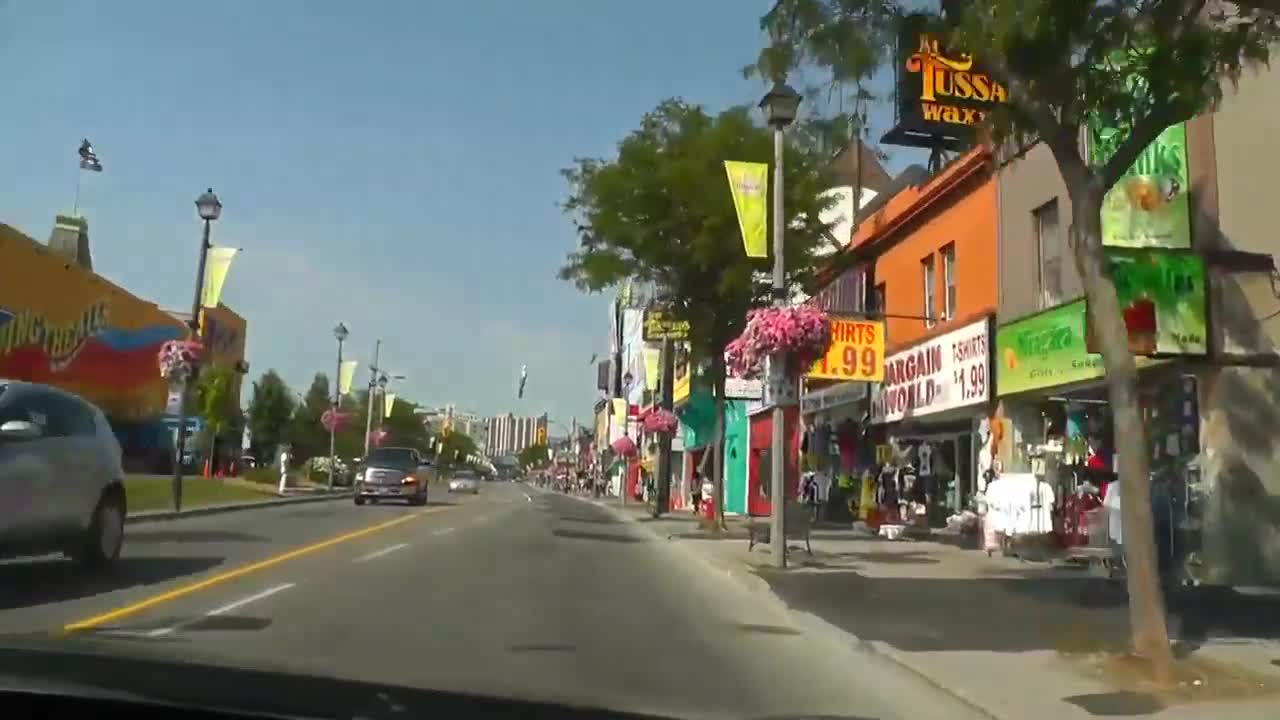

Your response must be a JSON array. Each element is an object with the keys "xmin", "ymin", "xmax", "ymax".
[
  {"xmin": 996, "ymin": 301, "xmax": 1103, "ymax": 396},
  {"xmin": 1090, "ymin": 120, "xmax": 1191, "ymax": 249},
  {"xmin": 1088, "ymin": 249, "xmax": 1207, "ymax": 356}
]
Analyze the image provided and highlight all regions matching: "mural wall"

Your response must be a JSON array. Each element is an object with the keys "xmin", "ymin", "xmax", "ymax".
[{"xmin": 0, "ymin": 224, "xmax": 185, "ymax": 421}]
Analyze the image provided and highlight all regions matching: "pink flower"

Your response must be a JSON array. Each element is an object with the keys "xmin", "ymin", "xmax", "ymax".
[{"xmin": 725, "ymin": 306, "xmax": 833, "ymax": 377}]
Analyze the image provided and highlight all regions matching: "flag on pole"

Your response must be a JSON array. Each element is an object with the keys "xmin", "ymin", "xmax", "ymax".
[
  {"xmin": 338, "ymin": 360, "xmax": 359, "ymax": 395},
  {"xmin": 724, "ymin": 161, "xmax": 769, "ymax": 258},
  {"xmin": 78, "ymin": 139, "xmax": 103, "ymax": 172},
  {"xmin": 201, "ymin": 247, "xmax": 239, "ymax": 308},
  {"xmin": 383, "ymin": 392, "xmax": 396, "ymax": 419}
]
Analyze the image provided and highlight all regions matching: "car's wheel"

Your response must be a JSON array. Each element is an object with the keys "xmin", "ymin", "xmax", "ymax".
[
  {"xmin": 354, "ymin": 496, "xmax": 366, "ymax": 506},
  {"xmin": 70, "ymin": 487, "xmax": 125, "ymax": 570}
]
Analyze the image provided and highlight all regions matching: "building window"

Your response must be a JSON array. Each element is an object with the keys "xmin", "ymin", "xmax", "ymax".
[
  {"xmin": 1035, "ymin": 199, "xmax": 1063, "ymax": 308},
  {"xmin": 941, "ymin": 243, "xmax": 956, "ymax": 321},
  {"xmin": 872, "ymin": 282, "xmax": 886, "ymax": 314},
  {"xmin": 922, "ymin": 254, "xmax": 936, "ymax": 327}
]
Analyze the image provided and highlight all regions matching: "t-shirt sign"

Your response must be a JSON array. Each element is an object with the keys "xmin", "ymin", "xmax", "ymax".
[{"xmin": 870, "ymin": 317, "xmax": 991, "ymax": 424}]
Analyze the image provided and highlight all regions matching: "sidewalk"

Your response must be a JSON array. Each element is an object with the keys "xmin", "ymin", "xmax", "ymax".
[{"xmin": 593, "ymin": 495, "xmax": 1280, "ymax": 720}]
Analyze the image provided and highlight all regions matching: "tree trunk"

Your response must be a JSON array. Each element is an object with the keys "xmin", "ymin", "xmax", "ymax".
[
  {"xmin": 1067, "ymin": 182, "xmax": 1175, "ymax": 681},
  {"xmin": 710, "ymin": 350, "xmax": 728, "ymax": 531}
]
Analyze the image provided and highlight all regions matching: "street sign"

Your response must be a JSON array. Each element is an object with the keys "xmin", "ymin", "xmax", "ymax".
[
  {"xmin": 807, "ymin": 317, "xmax": 886, "ymax": 382},
  {"xmin": 642, "ymin": 309, "xmax": 690, "ymax": 341}
]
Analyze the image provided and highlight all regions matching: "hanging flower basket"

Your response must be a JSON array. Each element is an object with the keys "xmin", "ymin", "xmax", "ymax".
[
  {"xmin": 157, "ymin": 340, "xmax": 204, "ymax": 386},
  {"xmin": 727, "ymin": 306, "xmax": 831, "ymax": 379},
  {"xmin": 642, "ymin": 408, "xmax": 679, "ymax": 435},
  {"xmin": 611, "ymin": 435, "xmax": 637, "ymax": 457},
  {"xmin": 321, "ymin": 409, "xmax": 353, "ymax": 433}
]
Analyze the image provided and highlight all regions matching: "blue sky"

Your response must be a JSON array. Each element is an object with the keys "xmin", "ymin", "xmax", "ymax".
[{"xmin": 0, "ymin": 0, "xmax": 919, "ymax": 426}]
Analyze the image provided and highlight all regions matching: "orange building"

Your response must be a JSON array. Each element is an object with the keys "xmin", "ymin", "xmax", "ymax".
[{"xmin": 809, "ymin": 146, "xmax": 998, "ymax": 518}]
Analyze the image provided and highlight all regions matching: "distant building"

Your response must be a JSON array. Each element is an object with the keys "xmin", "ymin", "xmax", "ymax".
[
  {"xmin": 485, "ymin": 412, "xmax": 549, "ymax": 458},
  {"xmin": 418, "ymin": 403, "xmax": 488, "ymax": 451}
]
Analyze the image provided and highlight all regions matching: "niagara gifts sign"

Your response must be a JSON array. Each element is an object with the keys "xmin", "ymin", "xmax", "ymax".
[
  {"xmin": 870, "ymin": 317, "xmax": 992, "ymax": 424},
  {"xmin": 883, "ymin": 13, "xmax": 1009, "ymax": 148}
]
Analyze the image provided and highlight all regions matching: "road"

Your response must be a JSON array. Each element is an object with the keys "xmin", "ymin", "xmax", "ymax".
[{"xmin": 0, "ymin": 482, "xmax": 982, "ymax": 720}]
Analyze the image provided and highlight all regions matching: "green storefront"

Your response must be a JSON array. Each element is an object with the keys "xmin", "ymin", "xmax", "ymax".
[
  {"xmin": 993, "ymin": 285, "xmax": 1202, "ymax": 489},
  {"xmin": 679, "ymin": 387, "xmax": 749, "ymax": 516}
]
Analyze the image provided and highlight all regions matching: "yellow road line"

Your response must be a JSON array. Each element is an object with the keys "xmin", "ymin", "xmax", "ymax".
[{"xmin": 63, "ymin": 508, "xmax": 439, "ymax": 632}]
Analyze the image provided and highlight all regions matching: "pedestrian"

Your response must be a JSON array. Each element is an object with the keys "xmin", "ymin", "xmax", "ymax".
[
  {"xmin": 690, "ymin": 471, "xmax": 703, "ymax": 516},
  {"xmin": 277, "ymin": 445, "xmax": 291, "ymax": 495}
]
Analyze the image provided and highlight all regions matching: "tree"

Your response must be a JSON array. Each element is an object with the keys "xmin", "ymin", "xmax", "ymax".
[
  {"xmin": 559, "ymin": 98, "xmax": 837, "ymax": 526},
  {"xmin": 247, "ymin": 370, "xmax": 295, "ymax": 462},
  {"xmin": 195, "ymin": 364, "xmax": 241, "ymax": 470},
  {"xmin": 382, "ymin": 399, "xmax": 430, "ymax": 451},
  {"xmin": 754, "ymin": 0, "xmax": 1280, "ymax": 679},
  {"xmin": 287, "ymin": 372, "xmax": 332, "ymax": 462},
  {"xmin": 519, "ymin": 442, "xmax": 551, "ymax": 469},
  {"xmin": 437, "ymin": 430, "xmax": 479, "ymax": 469}
]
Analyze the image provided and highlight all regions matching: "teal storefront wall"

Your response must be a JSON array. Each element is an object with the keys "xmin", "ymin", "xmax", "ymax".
[
  {"xmin": 723, "ymin": 400, "xmax": 748, "ymax": 515},
  {"xmin": 678, "ymin": 388, "xmax": 748, "ymax": 515}
]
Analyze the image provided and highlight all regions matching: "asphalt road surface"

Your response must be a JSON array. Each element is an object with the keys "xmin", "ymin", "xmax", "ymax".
[{"xmin": 0, "ymin": 482, "xmax": 983, "ymax": 720}]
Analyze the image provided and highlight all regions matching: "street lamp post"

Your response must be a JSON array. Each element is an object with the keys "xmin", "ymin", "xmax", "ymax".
[
  {"xmin": 620, "ymin": 371, "xmax": 635, "ymax": 505},
  {"xmin": 329, "ymin": 322, "xmax": 349, "ymax": 490},
  {"xmin": 760, "ymin": 81, "xmax": 801, "ymax": 569},
  {"xmin": 171, "ymin": 188, "xmax": 223, "ymax": 513}
]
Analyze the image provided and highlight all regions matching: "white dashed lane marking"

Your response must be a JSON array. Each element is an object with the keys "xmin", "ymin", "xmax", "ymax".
[
  {"xmin": 354, "ymin": 543, "xmax": 410, "ymax": 563},
  {"xmin": 146, "ymin": 583, "xmax": 296, "ymax": 637}
]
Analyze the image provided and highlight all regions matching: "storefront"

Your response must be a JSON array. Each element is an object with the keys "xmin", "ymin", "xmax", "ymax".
[
  {"xmin": 994, "ymin": 299, "xmax": 1201, "ymax": 554},
  {"xmin": 800, "ymin": 380, "xmax": 870, "ymax": 520},
  {"xmin": 868, "ymin": 315, "xmax": 994, "ymax": 522}
]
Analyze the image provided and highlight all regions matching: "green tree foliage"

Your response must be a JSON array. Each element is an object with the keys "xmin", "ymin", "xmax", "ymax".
[
  {"xmin": 518, "ymin": 442, "xmax": 551, "ymax": 469},
  {"xmin": 247, "ymin": 369, "xmax": 295, "ymax": 462},
  {"xmin": 753, "ymin": 0, "xmax": 1280, "ymax": 677},
  {"xmin": 436, "ymin": 430, "xmax": 479, "ymax": 469},
  {"xmin": 381, "ymin": 398, "xmax": 431, "ymax": 452},
  {"xmin": 558, "ymin": 98, "xmax": 837, "ymax": 523},
  {"xmin": 287, "ymin": 372, "xmax": 332, "ymax": 462},
  {"xmin": 195, "ymin": 365, "xmax": 240, "ymax": 439}
]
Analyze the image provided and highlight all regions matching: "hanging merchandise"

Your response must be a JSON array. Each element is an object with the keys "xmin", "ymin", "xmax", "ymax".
[
  {"xmin": 837, "ymin": 418, "xmax": 859, "ymax": 473},
  {"xmin": 811, "ymin": 421, "xmax": 832, "ymax": 459},
  {"xmin": 917, "ymin": 442, "xmax": 934, "ymax": 476}
]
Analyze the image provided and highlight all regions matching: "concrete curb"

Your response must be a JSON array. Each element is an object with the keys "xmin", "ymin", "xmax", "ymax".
[
  {"xmin": 584, "ymin": 495, "xmax": 1003, "ymax": 720},
  {"xmin": 126, "ymin": 491, "xmax": 354, "ymax": 525}
]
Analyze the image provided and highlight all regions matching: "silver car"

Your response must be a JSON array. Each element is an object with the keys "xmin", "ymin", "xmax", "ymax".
[
  {"xmin": 0, "ymin": 380, "xmax": 127, "ymax": 568},
  {"xmin": 448, "ymin": 471, "xmax": 480, "ymax": 494}
]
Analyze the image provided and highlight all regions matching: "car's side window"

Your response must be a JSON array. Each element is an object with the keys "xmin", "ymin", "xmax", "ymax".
[
  {"xmin": 32, "ymin": 393, "xmax": 71, "ymax": 437},
  {"xmin": 0, "ymin": 389, "xmax": 50, "ymax": 432}
]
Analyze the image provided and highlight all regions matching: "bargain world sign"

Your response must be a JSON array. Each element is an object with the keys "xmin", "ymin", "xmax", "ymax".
[{"xmin": 870, "ymin": 317, "xmax": 992, "ymax": 424}]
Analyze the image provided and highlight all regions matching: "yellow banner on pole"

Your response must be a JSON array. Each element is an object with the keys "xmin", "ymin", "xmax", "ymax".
[
  {"xmin": 201, "ymin": 246, "xmax": 238, "ymax": 309},
  {"xmin": 338, "ymin": 360, "xmax": 359, "ymax": 395},
  {"xmin": 383, "ymin": 392, "xmax": 396, "ymax": 419},
  {"xmin": 724, "ymin": 161, "xmax": 769, "ymax": 258}
]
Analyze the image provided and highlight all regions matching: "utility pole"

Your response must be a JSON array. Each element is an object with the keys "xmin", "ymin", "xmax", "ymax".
[
  {"xmin": 363, "ymin": 340, "xmax": 381, "ymax": 456},
  {"xmin": 653, "ymin": 336, "xmax": 674, "ymax": 517}
]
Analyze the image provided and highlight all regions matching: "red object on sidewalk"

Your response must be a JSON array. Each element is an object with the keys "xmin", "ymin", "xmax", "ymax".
[
  {"xmin": 702, "ymin": 495, "xmax": 715, "ymax": 522},
  {"xmin": 746, "ymin": 406, "xmax": 801, "ymax": 517}
]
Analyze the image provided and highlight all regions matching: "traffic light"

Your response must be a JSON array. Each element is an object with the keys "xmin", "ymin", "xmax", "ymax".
[{"xmin": 536, "ymin": 426, "xmax": 547, "ymax": 445}]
